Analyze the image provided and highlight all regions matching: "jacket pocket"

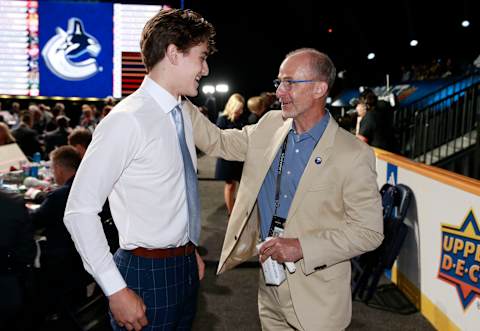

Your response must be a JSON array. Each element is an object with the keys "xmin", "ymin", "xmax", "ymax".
[{"xmin": 317, "ymin": 261, "xmax": 349, "ymax": 281}]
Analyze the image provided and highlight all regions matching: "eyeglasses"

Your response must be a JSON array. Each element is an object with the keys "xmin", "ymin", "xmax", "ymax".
[{"xmin": 273, "ymin": 79, "xmax": 320, "ymax": 90}]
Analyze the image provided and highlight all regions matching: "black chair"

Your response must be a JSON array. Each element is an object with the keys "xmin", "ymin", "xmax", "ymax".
[{"xmin": 352, "ymin": 183, "xmax": 412, "ymax": 303}]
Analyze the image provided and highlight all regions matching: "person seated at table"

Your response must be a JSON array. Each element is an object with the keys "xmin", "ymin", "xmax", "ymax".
[
  {"xmin": 67, "ymin": 127, "xmax": 92, "ymax": 159},
  {"xmin": 12, "ymin": 112, "xmax": 42, "ymax": 159},
  {"xmin": 0, "ymin": 190, "xmax": 36, "ymax": 330},
  {"xmin": 79, "ymin": 104, "xmax": 96, "ymax": 133},
  {"xmin": 0, "ymin": 122, "xmax": 16, "ymax": 146},
  {"xmin": 29, "ymin": 146, "xmax": 89, "ymax": 318},
  {"xmin": 44, "ymin": 115, "xmax": 71, "ymax": 157}
]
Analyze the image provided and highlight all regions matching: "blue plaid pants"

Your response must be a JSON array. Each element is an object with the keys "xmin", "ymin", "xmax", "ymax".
[{"xmin": 110, "ymin": 248, "xmax": 199, "ymax": 330}]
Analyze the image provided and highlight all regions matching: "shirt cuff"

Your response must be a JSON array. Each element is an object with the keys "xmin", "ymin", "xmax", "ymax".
[{"xmin": 95, "ymin": 267, "xmax": 127, "ymax": 296}]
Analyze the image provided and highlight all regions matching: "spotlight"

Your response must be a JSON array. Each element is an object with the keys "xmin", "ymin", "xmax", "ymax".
[
  {"xmin": 410, "ymin": 39, "xmax": 418, "ymax": 47},
  {"xmin": 202, "ymin": 85, "xmax": 215, "ymax": 94},
  {"xmin": 461, "ymin": 20, "xmax": 470, "ymax": 27},
  {"xmin": 367, "ymin": 53, "xmax": 375, "ymax": 60},
  {"xmin": 215, "ymin": 84, "xmax": 229, "ymax": 93}
]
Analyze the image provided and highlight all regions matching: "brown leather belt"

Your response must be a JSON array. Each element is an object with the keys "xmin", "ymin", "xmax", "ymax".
[{"xmin": 131, "ymin": 242, "xmax": 196, "ymax": 259}]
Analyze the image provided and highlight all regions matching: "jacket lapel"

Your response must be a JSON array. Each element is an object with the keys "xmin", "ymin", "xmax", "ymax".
[
  {"xmin": 286, "ymin": 118, "xmax": 339, "ymax": 221},
  {"xmin": 244, "ymin": 117, "xmax": 293, "ymax": 204},
  {"xmin": 263, "ymin": 119, "xmax": 292, "ymax": 172}
]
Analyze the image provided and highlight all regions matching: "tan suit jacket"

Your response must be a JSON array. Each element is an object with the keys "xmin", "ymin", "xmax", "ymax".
[{"xmin": 184, "ymin": 102, "xmax": 383, "ymax": 330}]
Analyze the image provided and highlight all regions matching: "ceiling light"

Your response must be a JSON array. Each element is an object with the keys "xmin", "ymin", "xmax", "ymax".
[
  {"xmin": 202, "ymin": 85, "xmax": 215, "ymax": 94},
  {"xmin": 215, "ymin": 84, "xmax": 229, "ymax": 93}
]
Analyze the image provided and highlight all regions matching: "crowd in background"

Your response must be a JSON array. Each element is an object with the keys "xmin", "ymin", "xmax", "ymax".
[
  {"xmin": 0, "ymin": 96, "xmax": 116, "ymax": 329},
  {"xmin": 399, "ymin": 55, "xmax": 480, "ymax": 82},
  {"xmin": 0, "ymin": 97, "xmax": 115, "ymax": 160},
  {"xmin": 399, "ymin": 58, "xmax": 456, "ymax": 82},
  {"xmin": 0, "ymin": 97, "xmax": 114, "ymax": 330}
]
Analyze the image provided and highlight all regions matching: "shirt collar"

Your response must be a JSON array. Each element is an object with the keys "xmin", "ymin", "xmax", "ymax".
[
  {"xmin": 141, "ymin": 76, "xmax": 182, "ymax": 113},
  {"xmin": 291, "ymin": 111, "xmax": 330, "ymax": 143}
]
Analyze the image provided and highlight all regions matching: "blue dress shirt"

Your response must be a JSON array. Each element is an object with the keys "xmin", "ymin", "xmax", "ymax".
[{"xmin": 258, "ymin": 112, "xmax": 330, "ymax": 240}]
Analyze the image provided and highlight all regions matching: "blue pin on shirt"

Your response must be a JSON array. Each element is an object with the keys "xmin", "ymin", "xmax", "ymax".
[{"xmin": 314, "ymin": 157, "xmax": 322, "ymax": 165}]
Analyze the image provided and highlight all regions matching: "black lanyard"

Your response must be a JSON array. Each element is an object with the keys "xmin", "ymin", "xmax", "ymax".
[{"xmin": 273, "ymin": 134, "xmax": 289, "ymax": 217}]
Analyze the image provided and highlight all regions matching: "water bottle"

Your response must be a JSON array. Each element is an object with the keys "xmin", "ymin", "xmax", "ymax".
[{"xmin": 30, "ymin": 152, "xmax": 41, "ymax": 178}]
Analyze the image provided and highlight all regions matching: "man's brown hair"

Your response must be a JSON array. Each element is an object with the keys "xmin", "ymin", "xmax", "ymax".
[
  {"xmin": 68, "ymin": 128, "xmax": 92, "ymax": 149},
  {"xmin": 140, "ymin": 9, "xmax": 216, "ymax": 72},
  {"xmin": 50, "ymin": 145, "xmax": 81, "ymax": 171}
]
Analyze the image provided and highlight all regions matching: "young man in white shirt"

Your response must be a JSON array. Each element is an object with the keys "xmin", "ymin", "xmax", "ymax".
[{"xmin": 64, "ymin": 9, "xmax": 216, "ymax": 331}]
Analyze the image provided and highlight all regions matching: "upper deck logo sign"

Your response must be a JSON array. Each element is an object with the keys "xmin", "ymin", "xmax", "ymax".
[
  {"xmin": 41, "ymin": 17, "xmax": 102, "ymax": 81},
  {"xmin": 438, "ymin": 209, "xmax": 480, "ymax": 310}
]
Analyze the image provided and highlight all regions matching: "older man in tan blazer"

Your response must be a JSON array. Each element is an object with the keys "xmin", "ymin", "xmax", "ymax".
[{"xmin": 185, "ymin": 48, "xmax": 383, "ymax": 330}]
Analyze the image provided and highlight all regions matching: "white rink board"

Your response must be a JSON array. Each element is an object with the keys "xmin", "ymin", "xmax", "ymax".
[{"xmin": 375, "ymin": 150, "xmax": 480, "ymax": 331}]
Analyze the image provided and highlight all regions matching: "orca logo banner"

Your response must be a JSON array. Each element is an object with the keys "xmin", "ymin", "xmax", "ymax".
[{"xmin": 39, "ymin": 2, "xmax": 113, "ymax": 97}]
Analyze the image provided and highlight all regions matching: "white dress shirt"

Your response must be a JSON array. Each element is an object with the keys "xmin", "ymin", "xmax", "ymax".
[{"xmin": 64, "ymin": 76, "xmax": 197, "ymax": 296}]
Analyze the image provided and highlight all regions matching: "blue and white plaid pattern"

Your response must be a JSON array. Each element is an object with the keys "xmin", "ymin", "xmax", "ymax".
[{"xmin": 110, "ymin": 249, "xmax": 199, "ymax": 330}]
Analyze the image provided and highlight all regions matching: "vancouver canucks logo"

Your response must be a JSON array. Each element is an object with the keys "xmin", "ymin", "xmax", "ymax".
[
  {"xmin": 41, "ymin": 18, "xmax": 102, "ymax": 81},
  {"xmin": 438, "ymin": 209, "xmax": 480, "ymax": 309}
]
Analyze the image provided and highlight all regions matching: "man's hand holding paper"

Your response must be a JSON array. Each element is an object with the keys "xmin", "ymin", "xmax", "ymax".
[{"xmin": 259, "ymin": 237, "xmax": 302, "ymax": 265}]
